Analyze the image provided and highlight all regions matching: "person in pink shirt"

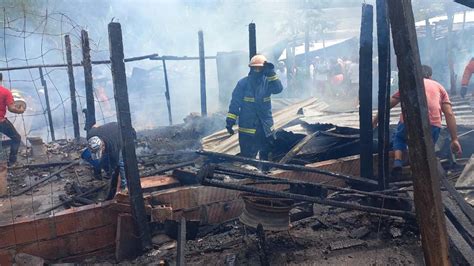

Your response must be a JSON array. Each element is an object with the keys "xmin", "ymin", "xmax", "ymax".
[{"xmin": 373, "ymin": 65, "xmax": 462, "ymax": 174}]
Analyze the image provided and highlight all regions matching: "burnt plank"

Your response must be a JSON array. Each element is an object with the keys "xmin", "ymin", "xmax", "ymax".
[
  {"xmin": 115, "ymin": 214, "xmax": 141, "ymax": 261},
  {"xmin": 443, "ymin": 193, "xmax": 474, "ymax": 246},
  {"xmin": 359, "ymin": 4, "xmax": 374, "ymax": 179},
  {"xmin": 108, "ymin": 22, "xmax": 151, "ymax": 250},
  {"xmin": 387, "ymin": 0, "xmax": 450, "ymax": 264}
]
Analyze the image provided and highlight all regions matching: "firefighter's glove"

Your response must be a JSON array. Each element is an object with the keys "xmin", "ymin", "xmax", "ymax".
[
  {"xmin": 263, "ymin": 62, "xmax": 276, "ymax": 77},
  {"xmin": 461, "ymin": 86, "xmax": 468, "ymax": 99},
  {"xmin": 226, "ymin": 119, "xmax": 235, "ymax": 135}
]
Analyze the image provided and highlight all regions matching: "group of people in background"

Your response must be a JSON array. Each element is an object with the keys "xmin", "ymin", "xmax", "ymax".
[
  {"xmin": 276, "ymin": 56, "xmax": 361, "ymax": 100},
  {"xmin": 277, "ymin": 55, "xmax": 474, "ymax": 105}
]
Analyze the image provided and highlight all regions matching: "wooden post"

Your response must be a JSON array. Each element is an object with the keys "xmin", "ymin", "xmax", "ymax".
[
  {"xmin": 0, "ymin": 162, "xmax": 7, "ymax": 197},
  {"xmin": 64, "ymin": 35, "xmax": 80, "ymax": 140},
  {"xmin": 176, "ymin": 216, "xmax": 186, "ymax": 266},
  {"xmin": 447, "ymin": 8, "xmax": 456, "ymax": 96},
  {"xmin": 387, "ymin": 1, "xmax": 450, "ymax": 265},
  {"xmin": 198, "ymin": 30, "xmax": 207, "ymax": 117},
  {"xmin": 424, "ymin": 19, "xmax": 432, "ymax": 66},
  {"xmin": 376, "ymin": 0, "xmax": 390, "ymax": 189},
  {"xmin": 162, "ymin": 59, "xmax": 173, "ymax": 125},
  {"xmin": 304, "ymin": 21, "xmax": 310, "ymax": 85},
  {"xmin": 81, "ymin": 29, "xmax": 96, "ymax": 131},
  {"xmin": 249, "ymin": 23, "xmax": 256, "ymax": 60},
  {"xmin": 38, "ymin": 67, "xmax": 55, "ymax": 141},
  {"xmin": 359, "ymin": 4, "xmax": 373, "ymax": 179},
  {"xmin": 108, "ymin": 22, "xmax": 151, "ymax": 251}
]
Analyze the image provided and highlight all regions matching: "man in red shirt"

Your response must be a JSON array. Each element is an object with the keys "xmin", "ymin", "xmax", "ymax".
[
  {"xmin": 373, "ymin": 65, "xmax": 462, "ymax": 174},
  {"xmin": 0, "ymin": 73, "xmax": 25, "ymax": 166},
  {"xmin": 461, "ymin": 57, "xmax": 474, "ymax": 98}
]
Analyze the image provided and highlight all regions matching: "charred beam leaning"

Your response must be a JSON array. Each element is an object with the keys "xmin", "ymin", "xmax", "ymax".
[
  {"xmin": 38, "ymin": 67, "xmax": 55, "ymax": 141},
  {"xmin": 249, "ymin": 23, "xmax": 257, "ymax": 59},
  {"xmin": 376, "ymin": 0, "xmax": 391, "ymax": 189},
  {"xmin": 359, "ymin": 4, "xmax": 374, "ymax": 179},
  {"xmin": 143, "ymin": 160, "xmax": 195, "ymax": 177},
  {"xmin": 198, "ymin": 150, "xmax": 378, "ymax": 188},
  {"xmin": 14, "ymin": 160, "xmax": 79, "ymax": 196},
  {"xmin": 387, "ymin": 1, "xmax": 450, "ymax": 265},
  {"xmin": 81, "ymin": 30, "xmax": 96, "ymax": 131},
  {"xmin": 65, "ymin": 35, "xmax": 81, "ymax": 140},
  {"xmin": 162, "ymin": 59, "xmax": 173, "ymax": 125},
  {"xmin": 214, "ymin": 165, "xmax": 409, "ymax": 201},
  {"xmin": 198, "ymin": 30, "xmax": 207, "ymax": 117},
  {"xmin": 38, "ymin": 183, "xmax": 105, "ymax": 215},
  {"xmin": 108, "ymin": 22, "xmax": 151, "ymax": 250},
  {"xmin": 200, "ymin": 169, "xmax": 414, "ymax": 219}
]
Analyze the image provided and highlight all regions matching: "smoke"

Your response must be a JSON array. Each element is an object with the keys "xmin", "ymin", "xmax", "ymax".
[{"xmin": 1, "ymin": 0, "xmax": 472, "ymax": 142}]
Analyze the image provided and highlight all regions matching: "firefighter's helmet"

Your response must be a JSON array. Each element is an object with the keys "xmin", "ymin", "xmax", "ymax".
[{"xmin": 249, "ymin": 54, "xmax": 267, "ymax": 67}]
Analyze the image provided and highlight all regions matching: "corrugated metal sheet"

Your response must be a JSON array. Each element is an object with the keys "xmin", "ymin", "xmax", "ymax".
[
  {"xmin": 296, "ymin": 96, "xmax": 474, "ymax": 131},
  {"xmin": 201, "ymin": 98, "xmax": 324, "ymax": 154}
]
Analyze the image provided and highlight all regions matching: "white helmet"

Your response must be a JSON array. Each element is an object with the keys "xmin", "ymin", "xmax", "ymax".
[{"xmin": 88, "ymin": 136, "xmax": 104, "ymax": 160}]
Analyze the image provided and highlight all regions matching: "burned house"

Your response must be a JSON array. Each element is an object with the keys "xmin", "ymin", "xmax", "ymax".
[{"xmin": 0, "ymin": 1, "xmax": 473, "ymax": 265}]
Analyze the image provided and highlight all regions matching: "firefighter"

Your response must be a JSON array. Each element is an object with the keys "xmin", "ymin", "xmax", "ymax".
[
  {"xmin": 226, "ymin": 54, "xmax": 283, "ymax": 160},
  {"xmin": 460, "ymin": 57, "xmax": 474, "ymax": 98}
]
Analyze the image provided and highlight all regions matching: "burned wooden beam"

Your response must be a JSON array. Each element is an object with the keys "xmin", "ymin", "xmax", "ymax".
[
  {"xmin": 9, "ymin": 160, "xmax": 75, "ymax": 170},
  {"xmin": 279, "ymin": 132, "xmax": 317, "ymax": 164},
  {"xmin": 443, "ymin": 195, "xmax": 474, "ymax": 247},
  {"xmin": 201, "ymin": 176, "xmax": 415, "ymax": 219},
  {"xmin": 162, "ymin": 59, "xmax": 173, "ymax": 125},
  {"xmin": 38, "ymin": 67, "xmax": 55, "ymax": 141},
  {"xmin": 197, "ymin": 150, "xmax": 378, "ymax": 188},
  {"xmin": 249, "ymin": 23, "xmax": 257, "ymax": 60},
  {"xmin": 214, "ymin": 165, "xmax": 408, "ymax": 201},
  {"xmin": 81, "ymin": 29, "xmax": 96, "ymax": 131},
  {"xmin": 0, "ymin": 53, "xmax": 160, "ymax": 72},
  {"xmin": 38, "ymin": 184, "xmax": 105, "ymax": 214},
  {"xmin": 176, "ymin": 216, "xmax": 186, "ymax": 266},
  {"xmin": 376, "ymin": 0, "xmax": 391, "ymax": 189},
  {"xmin": 64, "ymin": 35, "xmax": 81, "ymax": 140},
  {"xmin": 198, "ymin": 30, "xmax": 207, "ymax": 117},
  {"xmin": 359, "ymin": 4, "xmax": 374, "ymax": 179},
  {"xmin": 143, "ymin": 160, "xmax": 195, "ymax": 177},
  {"xmin": 387, "ymin": 0, "xmax": 450, "ymax": 264},
  {"xmin": 73, "ymin": 196, "xmax": 95, "ymax": 205},
  {"xmin": 13, "ymin": 160, "xmax": 79, "ymax": 196},
  {"xmin": 108, "ymin": 22, "xmax": 152, "ymax": 250},
  {"xmin": 439, "ymin": 168, "xmax": 474, "ymax": 223},
  {"xmin": 149, "ymin": 55, "xmax": 216, "ymax": 61}
]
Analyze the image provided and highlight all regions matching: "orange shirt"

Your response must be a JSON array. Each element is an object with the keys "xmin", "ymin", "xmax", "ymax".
[
  {"xmin": 392, "ymin": 78, "xmax": 450, "ymax": 128},
  {"xmin": 461, "ymin": 58, "xmax": 474, "ymax": 86}
]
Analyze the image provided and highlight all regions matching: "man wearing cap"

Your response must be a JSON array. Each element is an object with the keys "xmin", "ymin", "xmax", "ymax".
[
  {"xmin": 0, "ymin": 73, "xmax": 25, "ymax": 166},
  {"xmin": 81, "ymin": 122, "xmax": 133, "ymax": 199},
  {"xmin": 226, "ymin": 55, "xmax": 283, "ymax": 161}
]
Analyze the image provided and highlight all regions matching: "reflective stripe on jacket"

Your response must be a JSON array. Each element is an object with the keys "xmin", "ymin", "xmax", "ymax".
[{"xmin": 227, "ymin": 73, "xmax": 283, "ymax": 137}]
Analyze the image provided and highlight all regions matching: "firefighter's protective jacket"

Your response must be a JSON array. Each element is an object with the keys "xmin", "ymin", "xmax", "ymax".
[
  {"xmin": 226, "ymin": 72, "xmax": 283, "ymax": 137},
  {"xmin": 461, "ymin": 58, "xmax": 474, "ymax": 87}
]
